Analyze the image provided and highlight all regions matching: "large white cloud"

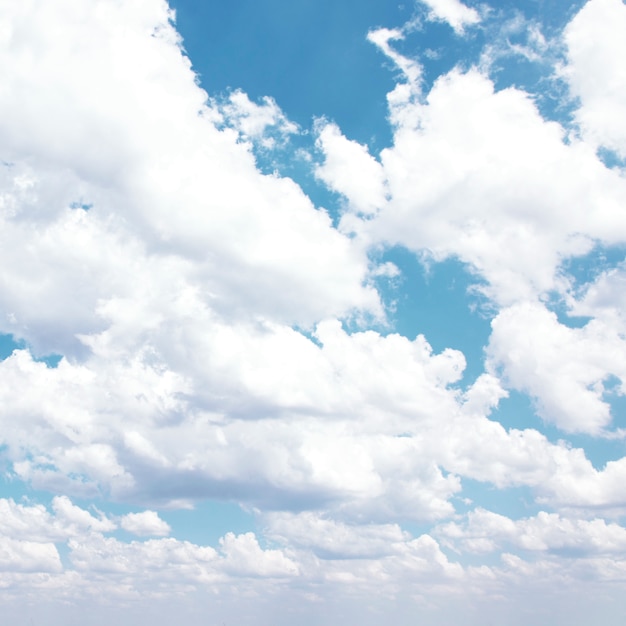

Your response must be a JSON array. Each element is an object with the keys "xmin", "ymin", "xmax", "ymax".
[
  {"xmin": 321, "ymin": 65, "xmax": 626, "ymax": 307},
  {"xmin": 0, "ymin": 0, "xmax": 381, "ymax": 344}
]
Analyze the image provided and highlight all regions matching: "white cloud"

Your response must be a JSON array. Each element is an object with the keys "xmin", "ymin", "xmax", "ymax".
[
  {"xmin": 438, "ymin": 508, "xmax": 626, "ymax": 556},
  {"xmin": 120, "ymin": 511, "xmax": 171, "ymax": 537},
  {"xmin": 486, "ymin": 302, "xmax": 626, "ymax": 434},
  {"xmin": 0, "ymin": 537, "xmax": 62, "ymax": 573},
  {"xmin": 315, "ymin": 122, "xmax": 387, "ymax": 216},
  {"xmin": 0, "ymin": 498, "xmax": 66, "ymax": 543},
  {"xmin": 219, "ymin": 532, "xmax": 299, "ymax": 577},
  {"xmin": 221, "ymin": 90, "xmax": 298, "ymax": 147},
  {"xmin": 0, "ymin": 497, "xmax": 114, "ymax": 542},
  {"xmin": 52, "ymin": 496, "xmax": 117, "ymax": 534},
  {"xmin": 0, "ymin": 0, "xmax": 381, "ymax": 343},
  {"xmin": 418, "ymin": 0, "xmax": 481, "ymax": 34},
  {"xmin": 0, "ymin": 326, "xmax": 467, "ymax": 518},
  {"xmin": 2, "ymin": 319, "xmax": 625, "ymax": 521},
  {"xmin": 67, "ymin": 533, "xmax": 218, "ymax": 580},
  {"xmin": 367, "ymin": 27, "xmax": 423, "ymax": 88},
  {"xmin": 263, "ymin": 511, "xmax": 409, "ymax": 559},
  {"xmin": 330, "ymin": 12, "xmax": 626, "ymax": 310},
  {"xmin": 4, "ymin": 497, "xmax": 626, "ymax": 619},
  {"xmin": 564, "ymin": 0, "xmax": 626, "ymax": 158},
  {"xmin": 332, "ymin": 66, "xmax": 626, "ymax": 306}
]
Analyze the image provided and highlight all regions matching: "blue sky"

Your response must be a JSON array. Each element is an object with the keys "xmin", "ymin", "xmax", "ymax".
[{"xmin": 2, "ymin": 0, "xmax": 626, "ymax": 624}]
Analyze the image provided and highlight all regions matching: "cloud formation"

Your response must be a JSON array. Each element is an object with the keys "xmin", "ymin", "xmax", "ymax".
[{"xmin": 1, "ymin": 0, "xmax": 626, "ymax": 624}]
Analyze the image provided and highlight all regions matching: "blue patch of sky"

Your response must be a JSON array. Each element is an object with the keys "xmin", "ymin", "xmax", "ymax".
[
  {"xmin": 88, "ymin": 498, "xmax": 255, "ymax": 545},
  {"xmin": 69, "ymin": 200, "xmax": 92, "ymax": 211},
  {"xmin": 561, "ymin": 243, "xmax": 626, "ymax": 289},
  {"xmin": 429, "ymin": 479, "xmax": 543, "ymax": 569},
  {"xmin": 0, "ymin": 332, "xmax": 62, "ymax": 368},
  {"xmin": 547, "ymin": 294, "xmax": 591, "ymax": 329},
  {"xmin": 468, "ymin": 0, "xmax": 586, "ymax": 33},
  {"xmin": 40, "ymin": 353, "xmax": 62, "ymax": 367},
  {"xmin": 55, "ymin": 542, "xmax": 72, "ymax": 570},
  {"xmin": 0, "ymin": 332, "xmax": 20, "ymax": 360},
  {"xmin": 170, "ymin": 0, "xmax": 593, "ymax": 168},
  {"xmin": 0, "ymin": 471, "xmax": 56, "ymax": 503},
  {"xmin": 596, "ymin": 147, "xmax": 626, "ymax": 170},
  {"xmin": 375, "ymin": 247, "xmax": 492, "ymax": 385},
  {"xmin": 393, "ymin": 16, "xmax": 484, "ymax": 89},
  {"xmin": 460, "ymin": 477, "xmax": 540, "ymax": 518},
  {"xmin": 232, "ymin": 127, "xmax": 348, "ymax": 226},
  {"xmin": 0, "ymin": 446, "xmax": 14, "ymax": 494},
  {"xmin": 479, "ymin": 0, "xmax": 587, "ymax": 129},
  {"xmin": 169, "ymin": 0, "xmax": 406, "ymax": 149},
  {"xmin": 160, "ymin": 500, "xmax": 256, "ymax": 545},
  {"xmin": 603, "ymin": 377, "xmax": 626, "ymax": 436},
  {"xmin": 405, "ymin": 1, "xmax": 585, "ymax": 126},
  {"xmin": 538, "ymin": 243, "xmax": 626, "ymax": 330}
]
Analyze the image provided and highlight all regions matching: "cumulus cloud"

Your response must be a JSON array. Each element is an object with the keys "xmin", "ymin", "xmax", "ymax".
[
  {"xmin": 263, "ymin": 511, "xmax": 410, "ymax": 559},
  {"xmin": 437, "ymin": 508, "xmax": 626, "ymax": 556},
  {"xmin": 486, "ymin": 302, "xmax": 626, "ymax": 434},
  {"xmin": 315, "ymin": 122, "xmax": 387, "ymax": 216},
  {"xmin": 120, "ymin": 511, "xmax": 171, "ymax": 537},
  {"xmin": 0, "ymin": 0, "xmax": 381, "ymax": 346},
  {"xmin": 0, "ymin": 537, "xmax": 62, "ymax": 573},
  {"xmin": 564, "ymin": 0, "xmax": 626, "ymax": 158},
  {"xmin": 325, "ymin": 64, "xmax": 626, "ymax": 306}
]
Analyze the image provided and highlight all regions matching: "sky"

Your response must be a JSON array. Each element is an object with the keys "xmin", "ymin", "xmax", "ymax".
[{"xmin": 1, "ymin": 0, "xmax": 626, "ymax": 624}]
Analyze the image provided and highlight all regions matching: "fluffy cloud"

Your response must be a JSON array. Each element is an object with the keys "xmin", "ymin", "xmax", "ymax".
[
  {"xmin": 120, "ymin": 511, "xmax": 171, "ymax": 537},
  {"xmin": 324, "ymin": 64, "xmax": 626, "ymax": 306},
  {"xmin": 564, "ymin": 0, "xmax": 626, "ymax": 158},
  {"xmin": 0, "ymin": 0, "xmax": 381, "ymax": 345},
  {"xmin": 0, "ymin": 326, "xmax": 466, "ymax": 517},
  {"xmin": 220, "ymin": 90, "xmax": 298, "ymax": 147},
  {"xmin": 438, "ymin": 508, "xmax": 626, "ymax": 556},
  {"xmin": 0, "ymin": 537, "xmax": 62, "ymax": 573},
  {"xmin": 486, "ymin": 302, "xmax": 626, "ymax": 434},
  {"xmin": 219, "ymin": 532, "xmax": 299, "ymax": 577},
  {"xmin": 418, "ymin": 0, "xmax": 481, "ymax": 34},
  {"xmin": 315, "ymin": 123, "xmax": 387, "ymax": 216}
]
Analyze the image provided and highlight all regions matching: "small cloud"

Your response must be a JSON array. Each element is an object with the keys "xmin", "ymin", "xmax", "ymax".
[
  {"xmin": 371, "ymin": 261, "xmax": 401, "ymax": 278},
  {"xmin": 220, "ymin": 90, "xmax": 298, "ymax": 146},
  {"xmin": 120, "ymin": 510, "xmax": 171, "ymax": 537},
  {"xmin": 419, "ymin": 0, "xmax": 481, "ymax": 34}
]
